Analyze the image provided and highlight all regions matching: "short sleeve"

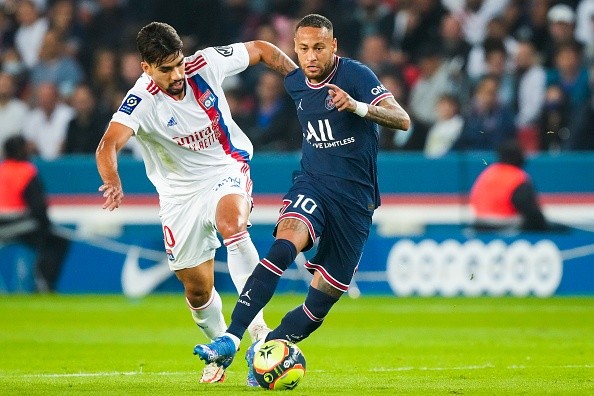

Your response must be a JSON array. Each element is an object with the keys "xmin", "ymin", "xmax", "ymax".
[
  {"xmin": 350, "ymin": 62, "xmax": 394, "ymax": 106},
  {"xmin": 110, "ymin": 91, "xmax": 150, "ymax": 134},
  {"xmin": 200, "ymin": 43, "xmax": 249, "ymax": 81}
]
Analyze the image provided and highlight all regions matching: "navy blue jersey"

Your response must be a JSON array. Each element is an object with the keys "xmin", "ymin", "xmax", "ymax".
[{"xmin": 284, "ymin": 56, "xmax": 393, "ymax": 210}]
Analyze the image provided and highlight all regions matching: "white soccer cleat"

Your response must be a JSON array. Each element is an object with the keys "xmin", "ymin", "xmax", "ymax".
[
  {"xmin": 248, "ymin": 323, "xmax": 271, "ymax": 343},
  {"xmin": 199, "ymin": 362, "xmax": 226, "ymax": 383}
]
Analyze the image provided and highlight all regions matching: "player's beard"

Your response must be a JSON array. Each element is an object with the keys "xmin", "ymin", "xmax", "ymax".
[
  {"xmin": 167, "ymin": 79, "xmax": 185, "ymax": 96},
  {"xmin": 303, "ymin": 58, "xmax": 334, "ymax": 82}
]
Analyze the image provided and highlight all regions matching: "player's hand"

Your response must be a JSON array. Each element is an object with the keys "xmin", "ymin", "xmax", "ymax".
[
  {"xmin": 325, "ymin": 83, "xmax": 356, "ymax": 112},
  {"xmin": 99, "ymin": 182, "xmax": 124, "ymax": 211}
]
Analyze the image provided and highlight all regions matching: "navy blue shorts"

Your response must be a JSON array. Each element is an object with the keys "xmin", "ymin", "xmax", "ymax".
[{"xmin": 273, "ymin": 173, "xmax": 373, "ymax": 293}]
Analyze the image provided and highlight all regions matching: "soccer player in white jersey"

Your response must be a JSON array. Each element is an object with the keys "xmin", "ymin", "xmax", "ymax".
[{"xmin": 95, "ymin": 22, "xmax": 298, "ymax": 383}]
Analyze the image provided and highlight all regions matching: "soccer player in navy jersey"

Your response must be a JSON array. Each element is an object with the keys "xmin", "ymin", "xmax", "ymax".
[{"xmin": 194, "ymin": 14, "xmax": 410, "ymax": 385}]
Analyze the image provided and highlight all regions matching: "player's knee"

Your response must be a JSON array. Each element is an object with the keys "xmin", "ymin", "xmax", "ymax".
[
  {"xmin": 185, "ymin": 285, "xmax": 212, "ymax": 308},
  {"xmin": 217, "ymin": 219, "xmax": 248, "ymax": 241}
]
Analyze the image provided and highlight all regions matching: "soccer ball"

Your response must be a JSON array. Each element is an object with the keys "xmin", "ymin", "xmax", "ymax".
[{"xmin": 252, "ymin": 339, "xmax": 306, "ymax": 390}]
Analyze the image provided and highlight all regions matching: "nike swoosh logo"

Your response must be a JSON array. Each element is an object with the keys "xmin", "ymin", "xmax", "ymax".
[{"xmin": 121, "ymin": 247, "xmax": 172, "ymax": 298}]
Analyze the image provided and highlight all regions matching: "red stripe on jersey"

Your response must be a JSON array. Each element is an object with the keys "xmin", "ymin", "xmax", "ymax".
[
  {"xmin": 306, "ymin": 56, "xmax": 340, "ymax": 89},
  {"xmin": 186, "ymin": 56, "xmax": 206, "ymax": 75},
  {"xmin": 260, "ymin": 258, "xmax": 283, "ymax": 276},
  {"xmin": 304, "ymin": 261, "xmax": 349, "ymax": 292},
  {"xmin": 370, "ymin": 92, "xmax": 393, "ymax": 106},
  {"xmin": 147, "ymin": 81, "xmax": 159, "ymax": 95}
]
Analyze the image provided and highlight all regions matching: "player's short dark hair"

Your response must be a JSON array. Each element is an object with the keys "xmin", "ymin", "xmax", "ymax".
[
  {"xmin": 296, "ymin": 14, "xmax": 333, "ymax": 33},
  {"xmin": 3, "ymin": 135, "xmax": 28, "ymax": 161},
  {"xmin": 136, "ymin": 22, "xmax": 183, "ymax": 66}
]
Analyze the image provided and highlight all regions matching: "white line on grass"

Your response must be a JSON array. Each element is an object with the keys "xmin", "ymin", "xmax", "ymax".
[{"xmin": 7, "ymin": 364, "xmax": 591, "ymax": 378}]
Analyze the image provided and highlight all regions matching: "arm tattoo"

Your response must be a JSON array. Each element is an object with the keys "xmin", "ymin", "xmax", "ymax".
[
  {"xmin": 277, "ymin": 218, "xmax": 309, "ymax": 233},
  {"xmin": 365, "ymin": 101, "xmax": 410, "ymax": 130},
  {"xmin": 267, "ymin": 48, "xmax": 298, "ymax": 76}
]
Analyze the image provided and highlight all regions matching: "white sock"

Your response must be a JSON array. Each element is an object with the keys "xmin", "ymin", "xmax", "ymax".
[
  {"xmin": 225, "ymin": 232, "xmax": 268, "ymax": 340},
  {"xmin": 186, "ymin": 288, "xmax": 226, "ymax": 341}
]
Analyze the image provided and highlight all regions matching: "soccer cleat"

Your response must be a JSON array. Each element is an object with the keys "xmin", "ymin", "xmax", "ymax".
[
  {"xmin": 199, "ymin": 362, "xmax": 226, "ymax": 383},
  {"xmin": 245, "ymin": 339, "xmax": 264, "ymax": 387},
  {"xmin": 247, "ymin": 323, "xmax": 271, "ymax": 343},
  {"xmin": 193, "ymin": 335, "xmax": 237, "ymax": 369}
]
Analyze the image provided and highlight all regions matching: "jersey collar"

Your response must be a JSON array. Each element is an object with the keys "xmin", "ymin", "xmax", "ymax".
[{"xmin": 305, "ymin": 55, "xmax": 340, "ymax": 89}]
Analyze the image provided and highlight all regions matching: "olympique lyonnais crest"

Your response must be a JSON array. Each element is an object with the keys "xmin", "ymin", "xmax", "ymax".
[{"xmin": 199, "ymin": 89, "xmax": 216, "ymax": 109}]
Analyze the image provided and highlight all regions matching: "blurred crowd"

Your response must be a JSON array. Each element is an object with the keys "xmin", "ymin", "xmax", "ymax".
[{"xmin": 0, "ymin": 0, "xmax": 594, "ymax": 161}]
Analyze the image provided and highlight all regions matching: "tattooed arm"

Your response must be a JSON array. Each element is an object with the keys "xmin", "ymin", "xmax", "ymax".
[
  {"xmin": 245, "ymin": 40, "xmax": 298, "ymax": 76},
  {"xmin": 326, "ymin": 83, "xmax": 411, "ymax": 131}
]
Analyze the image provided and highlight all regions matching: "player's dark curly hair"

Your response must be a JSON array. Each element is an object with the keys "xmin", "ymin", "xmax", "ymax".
[
  {"xmin": 296, "ymin": 14, "xmax": 333, "ymax": 33},
  {"xmin": 136, "ymin": 22, "xmax": 183, "ymax": 66}
]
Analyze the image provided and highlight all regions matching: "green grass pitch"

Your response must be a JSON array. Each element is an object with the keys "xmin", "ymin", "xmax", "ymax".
[{"xmin": 1, "ymin": 294, "xmax": 593, "ymax": 395}]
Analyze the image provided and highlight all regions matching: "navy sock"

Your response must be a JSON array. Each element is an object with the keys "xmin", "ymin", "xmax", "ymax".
[
  {"xmin": 227, "ymin": 239, "xmax": 297, "ymax": 339},
  {"xmin": 266, "ymin": 286, "xmax": 339, "ymax": 343}
]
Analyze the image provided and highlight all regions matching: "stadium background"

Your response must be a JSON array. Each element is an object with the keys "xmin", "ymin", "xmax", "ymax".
[{"xmin": 1, "ymin": 0, "xmax": 594, "ymax": 296}]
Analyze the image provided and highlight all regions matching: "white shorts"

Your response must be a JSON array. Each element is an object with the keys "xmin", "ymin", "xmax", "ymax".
[{"xmin": 159, "ymin": 163, "xmax": 253, "ymax": 271}]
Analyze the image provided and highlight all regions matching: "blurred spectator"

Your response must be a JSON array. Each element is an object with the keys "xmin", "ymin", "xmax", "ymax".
[
  {"xmin": 117, "ymin": 48, "xmax": 142, "ymax": 91},
  {"xmin": 1, "ymin": 47, "xmax": 28, "ymax": 97},
  {"xmin": 13, "ymin": 0, "xmax": 48, "ymax": 69},
  {"xmin": 151, "ymin": 0, "xmax": 230, "ymax": 51},
  {"xmin": 0, "ymin": 4, "xmax": 16, "ymax": 54},
  {"xmin": 358, "ymin": 34, "xmax": 393, "ymax": 74},
  {"xmin": 481, "ymin": 39, "xmax": 515, "ymax": 108},
  {"xmin": 539, "ymin": 84, "xmax": 570, "ymax": 152},
  {"xmin": 339, "ymin": 0, "xmax": 394, "ymax": 57},
  {"xmin": 0, "ymin": 72, "xmax": 28, "ymax": 154},
  {"xmin": 407, "ymin": 45, "xmax": 458, "ymax": 149},
  {"xmin": 377, "ymin": 71, "xmax": 411, "ymax": 150},
  {"xmin": 423, "ymin": 94, "xmax": 464, "ymax": 157},
  {"xmin": 514, "ymin": 39, "xmax": 546, "ymax": 152},
  {"xmin": 450, "ymin": 0, "xmax": 510, "ymax": 46},
  {"xmin": 0, "ymin": 135, "xmax": 70, "ymax": 292},
  {"xmin": 467, "ymin": 16, "xmax": 518, "ymax": 81},
  {"xmin": 63, "ymin": 83, "xmax": 109, "ymax": 154},
  {"xmin": 544, "ymin": 40, "xmax": 593, "ymax": 150},
  {"xmin": 453, "ymin": 74, "xmax": 516, "ymax": 150},
  {"xmin": 575, "ymin": 0, "xmax": 594, "ymax": 61},
  {"xmin": 89, "ymin": 47, "xmax": 120, "ymax": 113},
  {"xmin": 469, "ymin": 139, "xmax": 551, "ymax": 231},
  {"xmin": 439, "ymin": 12, "xmax": 472, "ymax": 73},
  {"xmin": 22, "ymin": 82, "xmax": 74, "ymax": 160},
  {"xmin": 29, "ymin": 28, "xmax": 84, "ymax": 98},
  {"xmin": 245, "ymin": 70, "xmax": 301, "ymax": 152},
  {"xmin": 47, "ymin": 0, "xmax": 85, "ymax": 59},
  {"xmin": 576, "ymin": 0, "xmax": 594, "ymax": 48},
  {"xmin": 81, "ymin": 0, "xmax": 135, "ymax": 72},
  {"xmin": 542, "ymin": 3, "xmax": 578, "ymax": 67},
  {"xmin": 386, "ymin": 0, "xmax": 447, "ymax": 62}
]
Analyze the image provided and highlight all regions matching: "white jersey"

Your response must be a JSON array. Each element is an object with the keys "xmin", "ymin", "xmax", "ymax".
[{"xmin": 111, "ymin": 43, "xmax": 253, "ymax": 203}]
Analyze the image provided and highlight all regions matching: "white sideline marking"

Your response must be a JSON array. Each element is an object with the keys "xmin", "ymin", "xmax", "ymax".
[
  {"xmin": 372, "ymin": 364, "xmax": 594, "ymax": 372},
  {"xmin": 8, "ymin": 364, "xmax": 593, "ymax": 378}
]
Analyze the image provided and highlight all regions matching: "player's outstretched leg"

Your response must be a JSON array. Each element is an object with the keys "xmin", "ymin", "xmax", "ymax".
[{"xmin": 193, "ymin": 335, "xmax": 237, "ymax": 369}]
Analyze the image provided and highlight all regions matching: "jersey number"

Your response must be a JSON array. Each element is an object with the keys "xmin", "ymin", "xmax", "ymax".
[{"xmin": 292, "ymin": 194, "xmax": 318, "ymax": 214}]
